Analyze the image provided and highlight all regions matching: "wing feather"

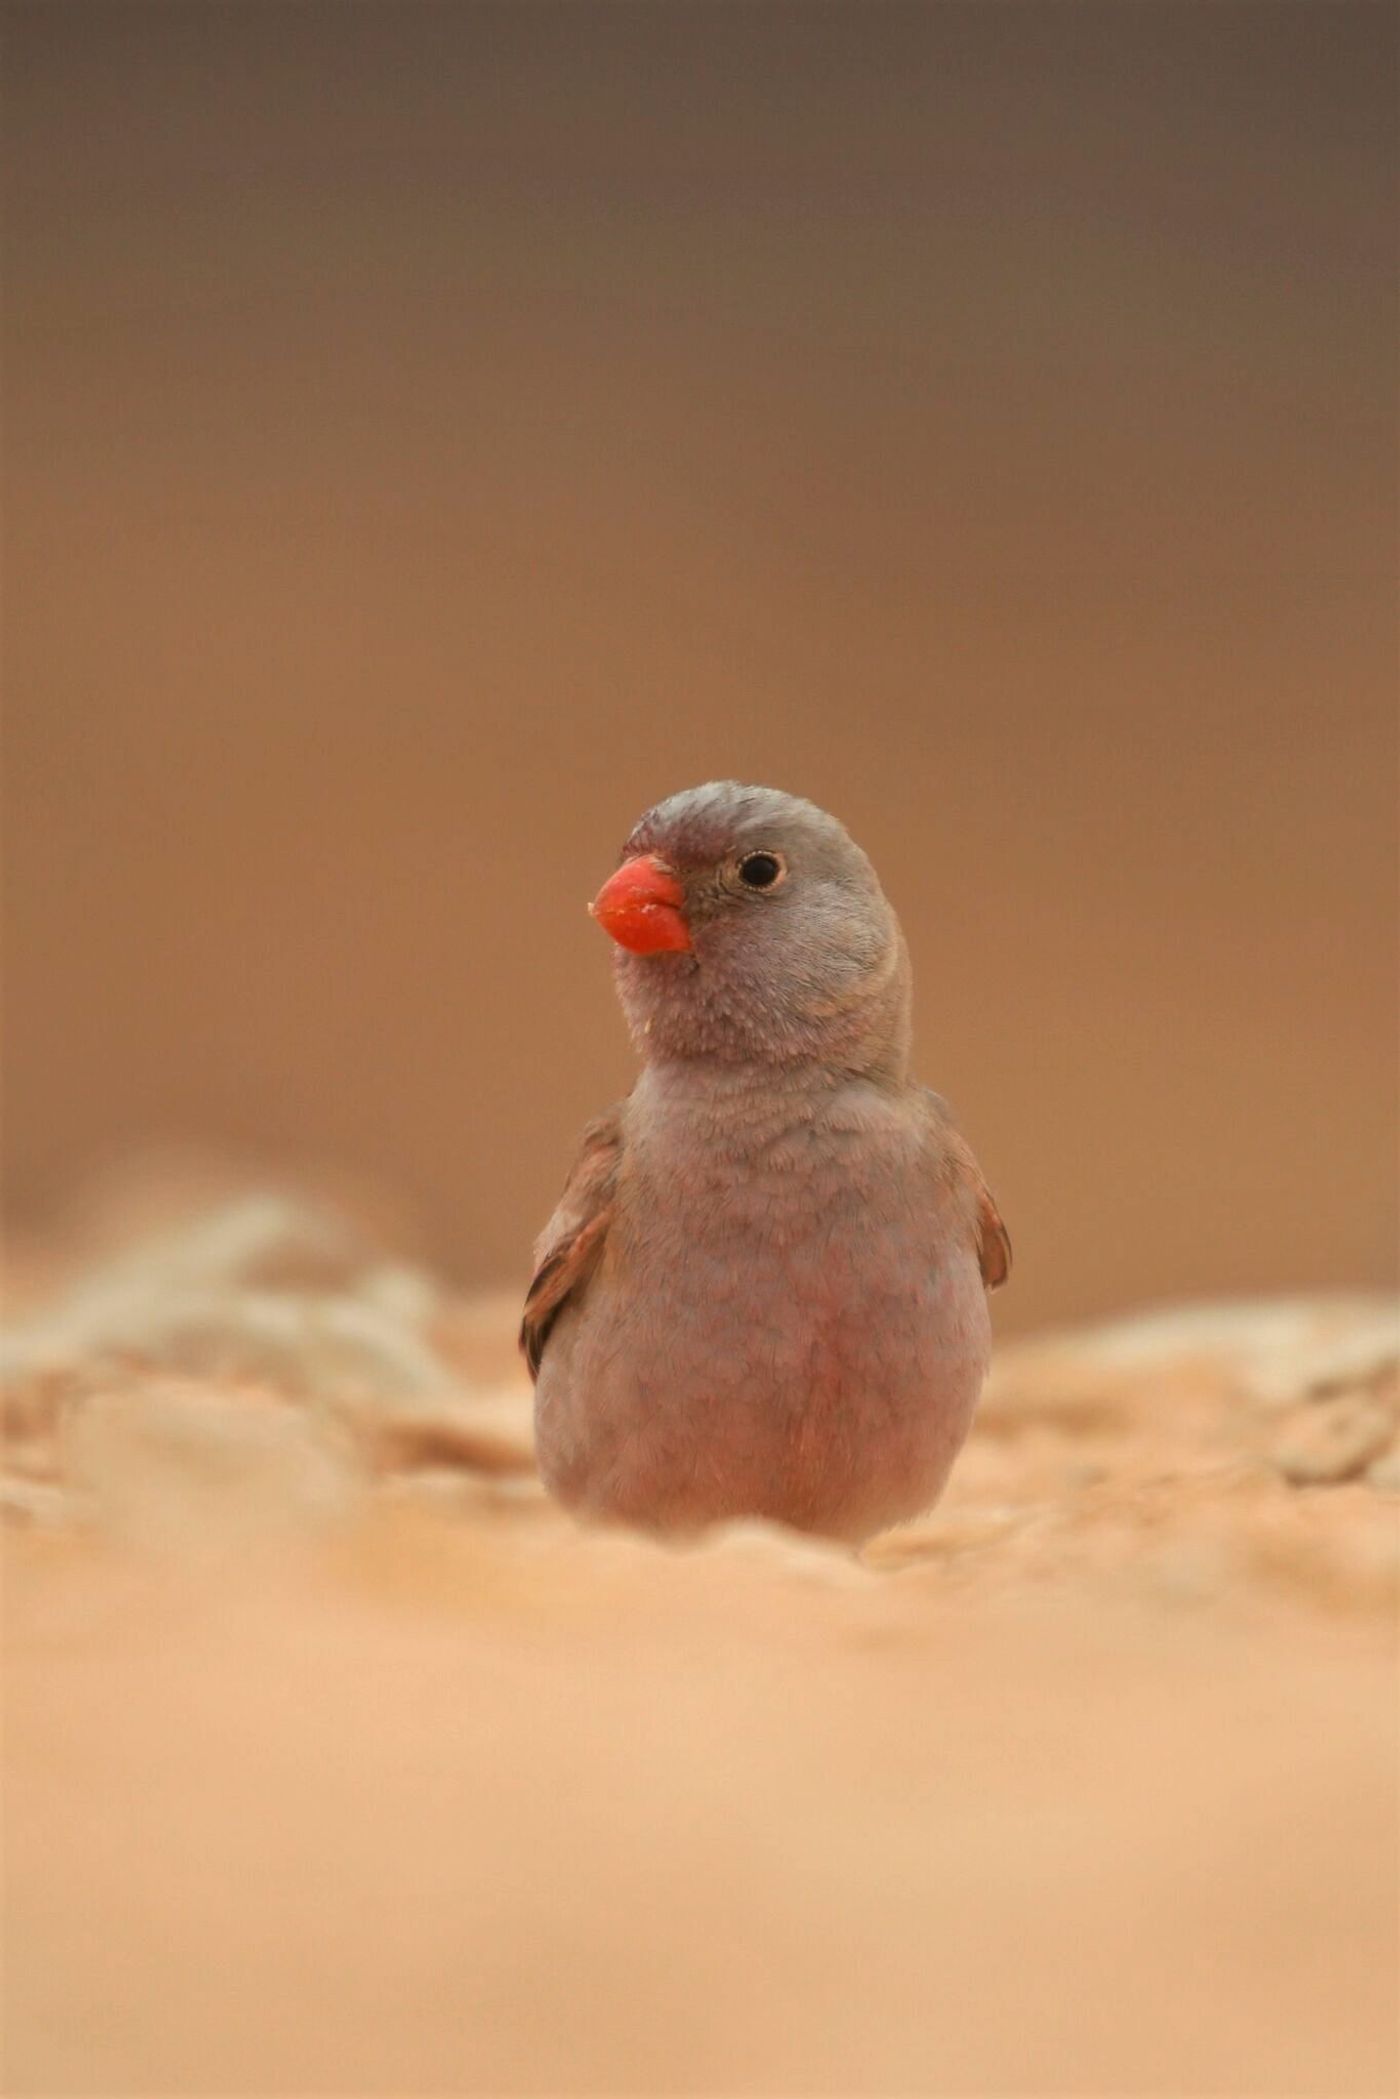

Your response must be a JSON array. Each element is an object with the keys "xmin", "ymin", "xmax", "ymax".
[
  {"xmin": 520, "ymin": 1105, "xmax": 624, "ymax": 1379},
  {"xmin": 921, "ymin": 1088, "xmax": 1012, "ymax": 1291}
]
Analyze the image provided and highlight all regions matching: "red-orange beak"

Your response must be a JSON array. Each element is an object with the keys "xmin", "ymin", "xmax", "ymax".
[{"xmin": 589, "ymin": 854, "xmax": 692, "ymax": 954}]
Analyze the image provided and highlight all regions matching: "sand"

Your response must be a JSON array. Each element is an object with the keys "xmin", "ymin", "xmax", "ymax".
[{"xmin": 3, "ymin": 1189, "xmax": 1397, "ymax": 2095}]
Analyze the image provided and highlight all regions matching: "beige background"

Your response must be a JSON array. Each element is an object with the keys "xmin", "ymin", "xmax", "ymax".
[{"xmin": 4, "ymin": 1, "xmax": 1396, "ymax": 1329}]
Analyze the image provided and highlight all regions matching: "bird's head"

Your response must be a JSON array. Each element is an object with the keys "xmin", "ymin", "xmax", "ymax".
[{"xmin": 589, "ymin": 781, "xmax": 911, "ymax": 1080}]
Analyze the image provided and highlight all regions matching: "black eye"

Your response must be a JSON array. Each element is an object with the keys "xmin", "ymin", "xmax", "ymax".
[{"xmin": 737, "ymin": 851, "xmax": 785, "ymax": 891}]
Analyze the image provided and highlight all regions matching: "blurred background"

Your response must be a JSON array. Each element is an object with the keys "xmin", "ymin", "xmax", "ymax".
[
  {"xmin": 4, "ymin": 0, "xmax": 1396, "ymax": 1331},
  {"xmin": 5, "ymin": 16, "xmax": 1398, "ymax": 2098}
]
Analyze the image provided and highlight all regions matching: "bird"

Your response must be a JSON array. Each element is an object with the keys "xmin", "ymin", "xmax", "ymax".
[{"xmin": 521, "ymin": 781, "xmax": 1009, "ymax": 1544}]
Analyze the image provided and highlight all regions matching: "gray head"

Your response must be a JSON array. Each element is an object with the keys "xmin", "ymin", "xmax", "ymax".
[{"xmin": 588, "ymin": 781, "xmax": 911, "ymax": 1079}]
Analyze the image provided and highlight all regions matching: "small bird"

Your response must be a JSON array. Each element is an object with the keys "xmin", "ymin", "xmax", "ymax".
[{"xmin": 522, "ymin": 782, "xmax": 1009, "ymax": 1544}]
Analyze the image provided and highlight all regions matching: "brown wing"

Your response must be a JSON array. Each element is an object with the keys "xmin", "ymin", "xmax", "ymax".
[
  {"xmin": 970, "ymin": 1174, "xmax": 1012, "ymax": 1290},
  {"xmin": 520, "ymin": 1104, "xmax": 625, "ymax": 1379},
  {"xmin": 922, "ymin": 1089, "xmax": 1012, "ymax": 1292}
]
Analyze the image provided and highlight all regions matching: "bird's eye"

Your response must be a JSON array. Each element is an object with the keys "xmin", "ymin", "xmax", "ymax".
[{"xmin": 737, "ymin": 851, "xmax": 786, "ymax": 891}]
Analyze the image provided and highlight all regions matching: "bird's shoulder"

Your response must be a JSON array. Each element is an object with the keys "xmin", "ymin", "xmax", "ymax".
[
  {"xmin": 519, "ymin": 1101, "xmax": 627, "ymax": 1379},
  {"xmin": 913, "ymin": 1086, "xmax": 1011, "ymax": 1291}
]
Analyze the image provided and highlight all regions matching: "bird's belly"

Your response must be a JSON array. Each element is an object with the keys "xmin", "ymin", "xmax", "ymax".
[{"xmin": 534, "ymin": 1193, "xmax": 990, "ymax": 1543}]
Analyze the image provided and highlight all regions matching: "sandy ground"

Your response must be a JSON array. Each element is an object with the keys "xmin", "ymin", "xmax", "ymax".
[{"xmin": 3, "ymin": 1183, "xmax": 1397, "ymax": 2095}]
